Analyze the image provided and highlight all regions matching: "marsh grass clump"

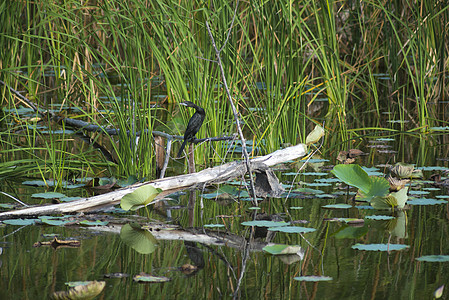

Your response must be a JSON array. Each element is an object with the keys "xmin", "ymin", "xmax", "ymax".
[{"xmin": 1, "ymin": 0, "xmax": 448, "ymax": 182}]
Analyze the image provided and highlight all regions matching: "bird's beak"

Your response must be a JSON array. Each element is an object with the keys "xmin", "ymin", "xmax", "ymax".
[{"xmin": 179, "ymin": 102, "xmax": 188, "ymax": 106}]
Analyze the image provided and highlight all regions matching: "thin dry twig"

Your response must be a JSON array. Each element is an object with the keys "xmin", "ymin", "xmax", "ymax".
[{"xmin": 205, "ymin": 5, "xmax": 258, "ymax": 206}]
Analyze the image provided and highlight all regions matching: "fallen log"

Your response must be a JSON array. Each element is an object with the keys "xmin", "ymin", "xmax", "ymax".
[{"xmin": 0, "ymin": 143, "xmax": 307, "ymax": 219}]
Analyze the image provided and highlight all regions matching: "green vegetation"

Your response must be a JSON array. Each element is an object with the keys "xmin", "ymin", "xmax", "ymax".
[{"xmin": 1, "ymin": 1, "xmax": 448, "ymax": 183}]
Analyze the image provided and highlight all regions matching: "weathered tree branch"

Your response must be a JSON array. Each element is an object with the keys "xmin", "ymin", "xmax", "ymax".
[{"xmin": 0, "ymin": 143, "xmax": 307, "ymax": 219}]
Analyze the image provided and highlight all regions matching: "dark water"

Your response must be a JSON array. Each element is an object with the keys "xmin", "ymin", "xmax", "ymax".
[{"xmin": 1, "ymin": 134, "xmax": 449, "ymax": 299}]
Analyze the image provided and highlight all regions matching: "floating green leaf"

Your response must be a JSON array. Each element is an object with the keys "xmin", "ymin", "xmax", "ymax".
[
  {"xmin": 293, "ymin": 188, "xmax": 325, "ymax": 194},
  {"xmin": 365, "ymin": 215, "xmax": 395, "ymax": 220},
  {"xmin": 408, "ymin": 190, "xmax": 429, "ymax": 195},
  {"xmin": 203, "ymin": 224, "xmax": 225, "ymax": 228},
  {"xmin": 79, "ymin": 220, "xmax": 109, "ymax": 226},
  {"xmin": 322, "ymin": 204, "xmax": 352, "ymax": 209},
  {"xmin": 52, "ymin": 281, "xmax": 105, "ymax": 299},
  {"xmin": 241, "ymin": 221, "xmax": 289, "ymax": 227},
  {"xmin": 418, "ymin": 166, "xmax": 448, "ymax": 171},
  {"xmin": 407, "ymin": 198, "xmax": 447, "ymax": 205},
  {"xmin": 316, "ymin": 178, "xmax": 341, "ymax": 183},
  {"xmin": 352, "ymin": 243, "xmax": 409, "ymax": 251},
  {"xmin": 303, "ymin": 182, "xmax": 331, "ymax": 187},
  {"xmin": 133, "ymin": 274, "xmax": 171, "ymax": 283},
  {"xmin": 415, "ymin": 255, "xmax": 449, "ymax": 262},
  {"xmin": 120, "ymin": 223, "xmax": 157, "ymax": 254},
  {"xmin": 263, "ymin": 244, "xmax": 302, "ymax": 255},
  {"xmin": 326, "ymin": 218, "xmax": 364, "ymax": 224},
  {"xmin": 41, "ymin": 219, "xmax": 72, "ymax": 226},
  {"xmin": 116, "ymin": 175, "xmax": 140, "ymax": 187},
  {"xmin": 3, "ymin": 219, "xmax": 38, "ymax": 226},
  {"xmin": 294, "ymin": 276, "xmax": 332, "ymax": 282},
  {"xmin": 268, "ymin": 226, "xmax": 316, "ymax": 233},
  {"xmin": 430, "ymin": 126, "xmax": 449, "ymax": 131},
  {"xmin": 315, "ymin": 194, "xmax": 335, "ymax": 198},
  {"xmin": 32, "ymin": 192, "xmax": 66, "ymax": 199},
  {"xmin": 120, "ymin": 185, "xmax": 162, "ymax": 211},
  {"xmin": 0, "ymin": 203, "xmax": 14, "ymax": 209},
  {"xmin": 60, "ymin": 196, "xmax": 82, "ymax": 202}
]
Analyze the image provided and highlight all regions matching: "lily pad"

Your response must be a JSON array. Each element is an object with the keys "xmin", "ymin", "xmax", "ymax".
[
  {"xmin": 407, "ymin": 198, "xmax": 447, "ymax": 205},
  {"xmin": 302, "ymin": 172, "xmax": 328, "ymax": 176},
  {"xmin": 302, "ymin": 182, "xmax": 331, "ymax": 187},
  {"xmin": 408, "ymin": 190, "xmax": 429, "ymax": 195},
  {"xmin": 31, "ymin": 192, "xmax": 66, "ymax": 199},
  {"xmin": 294, "ymin": 276, "xmax": 332, "ymax": 282},
  {"xmin": 52, "ymin": 281, "xmax": 105, "ymax": 299},
  {"xmin": 422, "ymin": 187, "xmax": 440, "ymax": 191},
  {"xmin": 41, "ymin": 219, "xmax": 72, "ymax": 226},
  {"xmin": 263, "ymin": 244, "xmax": 302, "ymax": 255},
  {"xmin": 430, "ymin": 126, "xmax": 449, "ymax": 131},
  {"xmin": 3, "ymin": 219, "xmax": 39, "ymax": 226},
  {"xmin": 357, "ymin": 205, "xmax": 375, "ymax": 210},
  {"xmin": 116, "ymin": 175, "xmax": 140, "ymax": 187},
  {"xmin": 203, "ymin": 224, "xmax": 225, "ymax": 228},
  {"xmin": 268, "ymin": 226, "xmax": 316, "ymax": 233},
  {"xmin": 241, "ymin": 221, "xmax": 289, "ymax": 227},
  {"xmin": 315, "ymin": 178, "xmax": 341, "ymax": 183},
  {"xmin": 416, "ymin": 255, "xmax": 449, "ymax": 262},
  {"xmin": 315, "ymin": 194, "xmax": 335, "ymax": 198},
  {"xmin": 417, "ymin": 166, "xmax": 448, "ymax": 171},
  {"xmin": 60, "ymin": 197, "xmax": 82, "ymax": 202},
  {"xmin": 133, "ymin": 274, "xmax": 171, "ymax": 283},
  {"xmin": 322, "ymin": 204, "xmax": 352, "ymax": 209},
  {"xmin": 120, "ymin": 185, "xmax": 162, "ymax": 211},
  {"xmin": 326, "ymin": 218, "xmax": 364, "ymax": 224},
  {"xmin": 352, "ymin": 243, "xmax": 409, "ymax": 251},
  {"xmin": 79, "ymin": 220, "xmax": 109, "ymax": 226},
  {"xmin": 22, "ymin": 180, "xmax": 50, "ymax": 187},
  {"xmin": 365, "ymin": 215, "xmax": 395, "ymax": 220},
  {"xmin": 0, "ymin": 203, "xmax": 14, "ymax": 209}
]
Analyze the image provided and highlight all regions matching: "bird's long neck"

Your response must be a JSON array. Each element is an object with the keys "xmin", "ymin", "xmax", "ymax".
[{"xmin": 192, "ymin": 104, "xmax": 205, "ymax": 115}]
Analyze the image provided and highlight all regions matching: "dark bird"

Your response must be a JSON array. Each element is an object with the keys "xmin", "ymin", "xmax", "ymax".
[{"xmin": 177, "ymin": 101, "xmax": 205, "ymax": 158}]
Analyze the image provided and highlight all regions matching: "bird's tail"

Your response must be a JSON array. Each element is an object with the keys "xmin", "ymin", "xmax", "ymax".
[{"xmin": 177, "ymin": 139, "xmax": 188, "ymax": 158}]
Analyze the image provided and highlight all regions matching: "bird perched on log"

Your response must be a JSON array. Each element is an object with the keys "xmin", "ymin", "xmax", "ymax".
[{"xmin": 177, "ymin": 101, "xmax": 205, "ymax": 158}]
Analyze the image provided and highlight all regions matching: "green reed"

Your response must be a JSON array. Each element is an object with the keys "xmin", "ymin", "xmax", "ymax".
[{"xmin": 0, "ymin": 0, "xmax": 448, "ymax": 182}]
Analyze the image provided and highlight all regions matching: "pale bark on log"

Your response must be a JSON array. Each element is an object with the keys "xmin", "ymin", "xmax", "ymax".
[{"xmin": 0, "ymin": 143, "xmax": 307, "ymax": 219}]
